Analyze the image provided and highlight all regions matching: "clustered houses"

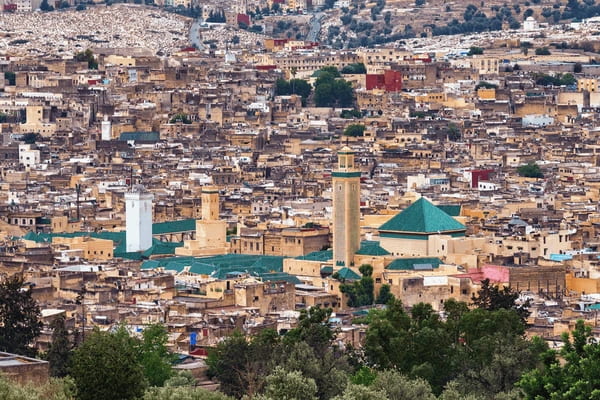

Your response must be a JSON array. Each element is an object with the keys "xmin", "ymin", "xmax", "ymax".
[{"xmin": 5, "ymin": 9, "xmax": 600, "ymax": 385}]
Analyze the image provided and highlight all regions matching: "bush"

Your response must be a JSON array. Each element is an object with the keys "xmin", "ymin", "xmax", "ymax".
[
  {"xmin": 343, "ymin": 124, "xmax": 366, "ymax": 137},
  {"xmin": 535, "ymin": 47, "xmax": 551, "ymax": 55},
  {"xmin": 517, "ymin": 162, "xmax": 543, "ymax": 178}
]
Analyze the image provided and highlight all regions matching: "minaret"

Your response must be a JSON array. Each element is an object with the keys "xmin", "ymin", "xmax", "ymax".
[
  {"xmin": 202, "ymin": 185, "xmax": 219, "ymax": 221},
  {"xmin": 125, "ymin": 185, "xmax": 153, "ymax": 252},
  {"xmin": 332, "ymin": 146, "xmax": 361, "ymax": 269}
]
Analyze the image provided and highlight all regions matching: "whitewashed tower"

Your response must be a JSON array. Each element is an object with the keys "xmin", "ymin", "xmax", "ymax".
[{"xmin": 125, "ymin": 185, "xmax": 153, "ymax": 252}]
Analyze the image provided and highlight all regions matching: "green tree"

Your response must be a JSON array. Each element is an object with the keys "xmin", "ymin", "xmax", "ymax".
[
  {"xmin": 447, "ymin": 123, "xmax": 461, "ymax": 141},
  {"xmin": 0, "ymin": 374, "xmax": 76, "ymax": 400},
  {"xmin": 343, "ymin": 124, "xmax": 366, "ymax": 137},
  {"xmin": 207, "ymin": 329, "xmax": 279, "ymax": 398},
  {"xmin": 0, "ymin": 275, "xmax": 42, "ymax": 356},
  {"xmin": 70, "ymin": 327, "xmax": 147, "ymax": 400},
  {"xmin": 341, "ymin": 63, "xmax": 367, "ymax": 74},
  {"xmin": 333, "ymin": 383, "xmax": 388, "ymax": 400},
  {"xmin": 468, "ymin": 46, "xmax": 484, "ymax": 55},
  {"xmin": 375, "ymin": 284, "xmax": 393, "ymax": 304},
  {"xmin": 144, "ymin": 386, "xmax": 233, "ymax": 400},
  {"xmin": 516, "ymin": 162, "xmax": 543, "ymax": 178},
  {"xmin": 47, "ymin": 316, "xmax": 72, "ymax": 378},
  {"xmin": 340, "ymin": 109, "xmax": 363, "ymax": 119},
  {"xmin": 277, "ymin": 340, "xmax": 349, "ymax": 400},
  {"xmin": 535, "ymin": 47, "xmax": 551, "ymax": 55},
  {"xmin": 340, "ymin": 264, "xmax": 375, "ymax": 307},
  {"xmin": 139, "ymin": 324, "xmax": 175, "ymax": 387},
  {"xmin": 4, "ymin": 71, "xmax": 16, "ymax": 86},
  {"xmin": 40, "ymin": 0, "xmax": 54, "ymax": 11},
  {"xmin": 519, "ymin": 320, "xmax": 600, "ymax": 399},
  {"xmin": 284, "ymin": 306, "xmax": 334, "ymax": 352},
  {"xmin": 74, "ymin": 49, "xmax": 98, "ymax": 69},
  {"xmin": 255, "ymin": 367, "xmax": 318, "ymax": 400},
  {"xmin": 371, "ymin": 370, "xmax": 436, "ymax": 400},
  {"xmin": 169, "ymin": 113, "xmax": 192, "ymax": 124},
  {"xmin": 350, "ymin": 366, "xmax": 378, "ymax": 386}
]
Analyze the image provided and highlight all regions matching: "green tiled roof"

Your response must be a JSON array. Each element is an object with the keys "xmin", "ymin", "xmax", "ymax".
[
  {"xmin": 356, "ymin": 241, "xmax": 390, "ymax": 256},
  {"xmin": 119, "ymin": 131, "xmax": 160, "ymax": 142},
  {"xmin": 336, "ymin": 267, "xmax": 361, "ymax": 280},
  {"xmin": 261, "ymin": 273, "xmax": 302, "ymax": 285},
  {"xmin": 23, "ymin": 231, "xmax": 182, "ymax": 260},
  {"xmin": 152, "ymin": 219, "xmax": 197, "ymax": 235},
  {"xmin": 295, "ymin": 250, "xmax": 332, "ymax": 261},
  {"xmin": 320, "ymin": 266, "xmax": 333, "ymax": 274},
  {"xmin": 436, "ymin": 205, "xmax": 461, "ymax": 217},
  {"xmin": 386, "ymin": 257, "xmax": 442, "ymax": 271},
  {"xmin": 379, "ymin": 198, "xmax": 466, "ymax": 234}
]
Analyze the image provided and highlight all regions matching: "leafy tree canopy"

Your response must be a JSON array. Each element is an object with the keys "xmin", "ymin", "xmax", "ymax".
[
  {"xmin": 0, "ymin": 275, "xmax": 42, "ymax": 356},
  {"xmin": 343, "ymin": 124, "xmax": 366, "ymax": 137},
  {"xmin": 517, "ymin": 162, "xmax": 544, "ymax": 178}
]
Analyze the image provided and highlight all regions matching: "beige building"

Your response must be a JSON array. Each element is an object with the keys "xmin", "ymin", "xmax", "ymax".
[{"xmin": 176, "ymin": 186, "xmax": 228, "ymax": 256}]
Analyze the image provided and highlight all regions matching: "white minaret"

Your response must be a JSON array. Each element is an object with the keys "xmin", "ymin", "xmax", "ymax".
[
  {"xmin": 125, "ymin": 185, "xmax": 153, "ymax": 252},
  {"xmin": 101, "ymin": 116, "xmax": 112, "ymax": 141},
  {"xmin": 332, "ymin": 146, "xmax": 361, "ymax": 270}
]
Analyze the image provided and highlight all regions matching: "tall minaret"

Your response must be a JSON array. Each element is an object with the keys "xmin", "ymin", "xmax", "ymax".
[
  {"xmin": 125, "ymin": 185, "xmax": 153, "ymax": 252},
  {"xmin": 202, "ymin": 185, "xmax": 219, "ymax": 221},
  {"xmin": 332, "ymin": 146, "xmax": 361, "ymax": 270}
]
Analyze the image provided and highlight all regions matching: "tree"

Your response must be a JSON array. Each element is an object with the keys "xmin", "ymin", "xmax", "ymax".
[
  {"xmin": 277, "ymin": 340, "xmax": 350, "ymax": 400},
  {"xmin": 471, "ymin": 278, "xmax": 530, "ymax": 319},
  {"xmin": 341, "ymin": 63, "xmax": 367, "ymax": 74},
  {"xmin": 0, "ymin": 374, "xmax": 76, "ymax": 400},
  {"xmin": 207, "ymin": 329, "xmax": 279, "ymax": 398},
  {"xmin": 574, "ymin": 62, "xmax": 583, "ymax": 73},
  {"xmin": 340, "ymin": 264, "xmax": 375, "ymax": 307},
  {"xmin": 74, "ymin": 49, "xmax": 98, "ymax": 69},
  {"xmin": 70, "ymin": 327, "xmax": 147, "ymax": 400},
  {"xmin": 169, "ymin": 113, "xmax": 192, "ymax": 124},
  {"xmin": 415, "ymin": 0, "xmax": 426, "ymax": 6},
  {"xmin": 384, "ymin": 11, "xmax": 392, "ymax": 25},
  {"xmin": 4, "ymin": 71, "xmax": 16, "ymax": 86},
  {"xmin": 343, "ymin": 124, "xmax": 366, "ymax": 137},
  {"xmin": 340, "ymin": 109, "xmax": 362, "ymax": 119},
  {"xmin": 468, "ymin": 46, "xmax": 484, "ymax": 55},
  {"xmin": 535, "ymin": 47, "xmax": 551, "ymax": 55},
  {"xmin": 516, "ymin": 162, "xmax": 544, "ymax": 179},
  {"xmin": 519, "ymin": 320, "xmax": 600, "ymax": 400},
  {"xmin": 40, "ymin": 0, "xmax": 54, "ymax": 11},
  {"xmin": 76, "ymin": 4, "xmax": 86, "ymax": 10},
  {"xmin": 447, "ymin": 123, "xmax": 461, "ymax": 141},
  {"xmin": 371, "ymin": 370, "xmax": 436, "ymax": 400},
  {"xmin": 375, "ymin": 285, "xmax": 393, "ymax": 304},
  {"xmin": 255, "ymin": 367, "xmax": 318, "ymax": 400},
  {"xmin": 333, "ymin": 383, "xmax": 388, "ymax": 400},
  {"xmin": 144, "ymin": 386, "xmax": 233, "ymax": 400},
  {"xmin": 47, "ymin": 316, "xmax": 72, "ymax": 377},
  {"xmin": 139, "ymin": 324, "xmax": 175, "ymax": 387},
  {"xmin": 0, "ymin": 275, "xmax": 42, "ymax": 356}
]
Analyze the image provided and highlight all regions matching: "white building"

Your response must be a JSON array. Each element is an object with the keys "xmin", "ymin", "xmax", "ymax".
[
  {"xmin": 18, "ymin": 144, "xmax": 40, "ymax": 168},
  {"xmin": 101, "ymin": 116, "xmax": 112, "ymax": 141},
  {"xmin": 523, "ymin": 16, "xmax": 539, "ymax": 31},
  {"xmin": 125, "ymin": 186, "xmax": 153, "ymax": 253}
]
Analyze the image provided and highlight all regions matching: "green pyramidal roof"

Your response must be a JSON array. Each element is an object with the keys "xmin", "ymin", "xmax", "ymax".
[{"xmin": 379, "ymin": 197, "xmax": 466, "ymax": 234}]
